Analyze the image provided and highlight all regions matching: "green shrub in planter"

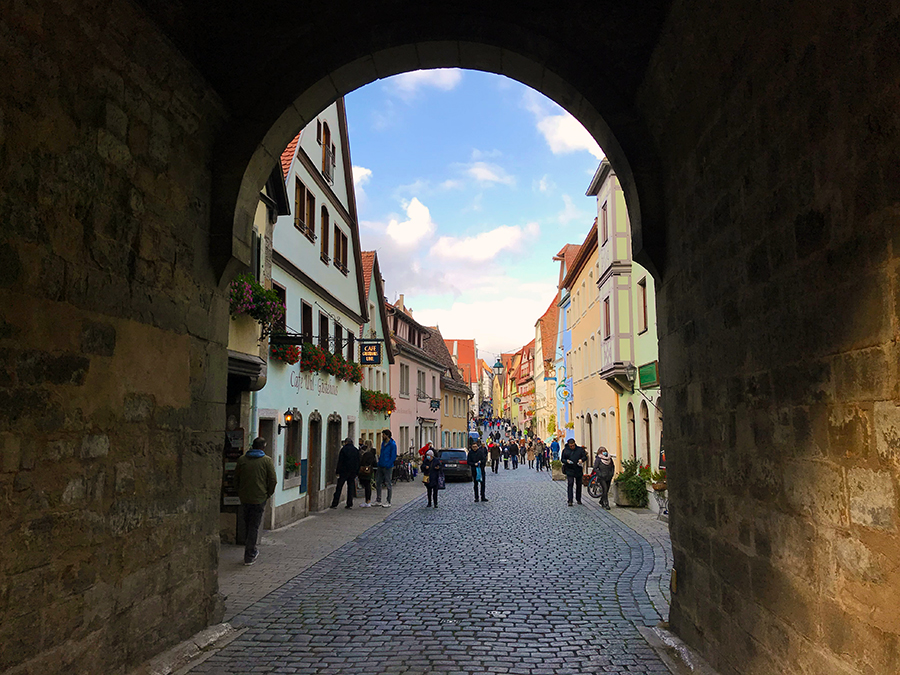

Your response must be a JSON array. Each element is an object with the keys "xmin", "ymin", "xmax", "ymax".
[{"xmin": 614, "ymin": 459, "xmax": 649, "ymax": 507}]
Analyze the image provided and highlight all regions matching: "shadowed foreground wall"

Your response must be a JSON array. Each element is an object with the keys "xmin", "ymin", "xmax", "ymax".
[
  {"xmin": 642, "ymin": 2, "xmax": 900, "ymax": 673},
  {"xmin": 0, "ymin": 1, "xmax": 227, "ymax": 672}
]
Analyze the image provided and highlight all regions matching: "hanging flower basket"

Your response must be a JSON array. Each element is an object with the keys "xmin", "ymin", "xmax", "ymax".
[
  {"xmin": 270, "ymin": 343, "xmax": 301, "ymax": 365},
  {"xmin": 361, "ymin": 389, "xmax": 396, "ymax": 414},
  {"xmin": 299, "ymin": 342, "xmax": 363, "ymax": 384},
  {"xmin": 229, "ymin": 273, "xmax": 285, "ymax": 338}
]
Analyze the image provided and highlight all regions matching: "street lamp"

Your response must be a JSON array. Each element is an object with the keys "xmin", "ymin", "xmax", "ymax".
[
  {"xmin": 278, "ymin": 408, "xmax": 296, "ymax": 435},
  {"xmin": 625, "ymin": 363, "xmax": 638, "ymax": 393},
  {"xmin": 493, "ymin": 358, "xmax": 503, "ymax": 378}
]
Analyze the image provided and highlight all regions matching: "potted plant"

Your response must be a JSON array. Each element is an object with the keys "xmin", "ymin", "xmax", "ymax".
[
  {"xmin": 270, "ymin": 343, "xmax": 301, "ymax": 365},
  {"xmin": 614, "ymin": 459, "xmax": 649, "ymax": 507},
  {"xmin": 284, "ymin": 454, "xmax": 300, "ymax": 479},
  {"xmin": 651, "ymin": 467, "xmax": 667, "ymax": 491},
  {"xmin": 550, "ymin": 459, "xmax": 565, "ymax": 481}
]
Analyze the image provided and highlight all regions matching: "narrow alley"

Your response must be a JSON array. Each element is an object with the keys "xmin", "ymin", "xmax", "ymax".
[{"xmin": 192, "ymin": 469, "xmax": 672, "ymax": 674}]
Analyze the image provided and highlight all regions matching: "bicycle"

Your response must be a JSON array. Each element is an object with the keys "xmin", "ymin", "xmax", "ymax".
[{"xmin": 587, "ymin": 470, "xmax": 603, "ymax": 499}]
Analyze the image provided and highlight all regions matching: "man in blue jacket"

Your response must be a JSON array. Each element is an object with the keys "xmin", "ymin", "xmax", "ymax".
[
  {"xmin": 550, "ymin": 437, "xmax": 560, "ymax": 461},
  {"xmin": 375, "ymin": 428, "xmax": 397, "ymax": 507}
]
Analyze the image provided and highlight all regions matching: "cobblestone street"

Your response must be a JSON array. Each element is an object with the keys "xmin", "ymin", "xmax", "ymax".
[{"xmin": 194, "ymin": 467, "xmax": 673, "ymax": 674}]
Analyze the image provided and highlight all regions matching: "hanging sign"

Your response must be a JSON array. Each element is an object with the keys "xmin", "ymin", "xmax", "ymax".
[{"xmin": 360, "ymin": 341, "xmax": 382, "ymax": 366}]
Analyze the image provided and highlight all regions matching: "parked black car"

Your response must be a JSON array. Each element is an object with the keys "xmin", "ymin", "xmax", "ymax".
[{"xmin": 436, "ymin": 448, "xmax": 471, "ymax": 481}]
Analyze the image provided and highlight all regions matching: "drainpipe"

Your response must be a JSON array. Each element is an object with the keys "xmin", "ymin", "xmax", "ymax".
[{"xmin": 614, "ymin": 390, "xmax": 622, "ymax": 475}]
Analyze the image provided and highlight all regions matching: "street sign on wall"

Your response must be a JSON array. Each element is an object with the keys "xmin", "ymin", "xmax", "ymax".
[
  {"xmin": 360, "ymin": 341, "xmax": 382, "ymax": 366},
  {"xmin": 639, "ymin": 361, "xmax": 659, "ymax": 388}
]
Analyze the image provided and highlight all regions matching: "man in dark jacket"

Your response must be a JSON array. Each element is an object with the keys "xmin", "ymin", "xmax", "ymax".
[
  {"xmin": 489, "ymin": 442, "xmax": 501, "ymax": 473},
  {"xmin": 468, "ymin": 441, "xmax": 488, "ymax": 502},
  {"xmin": 331, "ymin": 438, "xmax": 360, "ymax": 509},
  {"xmin": 561, "ymin": 438, "xmax": 588, "ymax": 506},
  {"xmin": 234, "ymin": 437, "xmax": 277, "ymax": 566}
]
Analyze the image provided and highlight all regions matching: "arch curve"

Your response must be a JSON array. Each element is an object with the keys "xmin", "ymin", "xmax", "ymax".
[{"xmin": 210, "ymin": 38, "xmax": 666, "ymax": 284}]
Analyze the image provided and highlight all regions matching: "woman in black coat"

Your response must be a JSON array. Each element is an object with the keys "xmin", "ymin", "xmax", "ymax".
[
  {"xmin": 592, "ymin": 446, "xmax": 615, "ymax": 509},
  {"xmin": 421, "ymin": 450, "xmax": 443, "ymax": 508}
]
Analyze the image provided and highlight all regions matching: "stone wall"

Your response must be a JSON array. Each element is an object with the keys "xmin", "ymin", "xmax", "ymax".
[
  {"xmin": 0, "ymin": 1, "xmax": 227, "ymax": 672},
  {"xmin": 641, "ymin": 1, "xmax": 900, "ymax": 673}
]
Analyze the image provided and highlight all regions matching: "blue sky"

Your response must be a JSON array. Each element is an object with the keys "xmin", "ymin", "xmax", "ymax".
[{"xmin": 345, "ymin": 69, "xmax": 604, "ymax": 359}]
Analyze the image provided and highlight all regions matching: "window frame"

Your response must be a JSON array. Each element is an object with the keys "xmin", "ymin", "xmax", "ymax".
[{"xmin": 320, "ymin": 206, "xmax": 330, "ymax": 263}]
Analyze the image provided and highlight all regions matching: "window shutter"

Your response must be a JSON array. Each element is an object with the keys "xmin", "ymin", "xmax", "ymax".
[
  {"xmin": 316, "ymin": 120, "xmax": 322, "ymax": 144},
  {"xmin": 331, "ymin": 143, "xmax": 336, "ymax": 166}
]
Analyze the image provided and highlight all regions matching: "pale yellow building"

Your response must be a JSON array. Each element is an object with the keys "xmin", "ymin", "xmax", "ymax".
[{"xmin": 561, "ymin": 219, "xmax": 620, "ymax": 465}]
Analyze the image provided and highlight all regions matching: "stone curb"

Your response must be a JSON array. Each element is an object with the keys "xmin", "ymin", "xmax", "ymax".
[
  {"xmin": 638, "ymin": 625, "xmax": 721, "ymax": 675},
  {"xmin": 127, "ymin": 623, "xmax": 244, "ymax": 675}
]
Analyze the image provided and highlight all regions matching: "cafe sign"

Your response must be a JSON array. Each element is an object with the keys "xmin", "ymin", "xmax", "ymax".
[{"xmin": 360, "ymin": 341, "xmax": 382, "ymax": 366}]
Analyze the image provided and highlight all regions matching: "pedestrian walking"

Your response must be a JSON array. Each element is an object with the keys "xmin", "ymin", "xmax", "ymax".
[
  {"xmin": 550, "ymin": 437, "xmax": 560, "ymax": 461},
  {"xmin": 234, "ymin": 437, "xmax": 277, "ymax": 566},
  {"xmin": 330, "ymin": 437, "xmax": 360, "ymax": 509},
  {"xmin": 510, "ymin": 439, "xmax": 519, "ymax": 469},
  {"xmin": 593, "ymin": 446, "xmax": 615, "ymax": 509},
  {"xmin": 561, "ymin": 438, "xmax": 588, "ymax": 506},
  {"xmin": 489, "ymin": 441, "xmax": 500, "ymax": 473},
  {"xmin": 421, "ymin": 449, "xmax": 443, "ymax": 508},
  {"xmin": 376, "ymin": 428, "xmax": 397, "ymax": 507},
  {"xmin": 502, "ymin": 443, "xmax": 510, "ymax": 470},
  {"xmin": 358, "ymin": 440, "xmax": 376, "ymax": 507},
  {"xmin": 468, "ymin": 441, "xmax": 488, "ymax": 502}
]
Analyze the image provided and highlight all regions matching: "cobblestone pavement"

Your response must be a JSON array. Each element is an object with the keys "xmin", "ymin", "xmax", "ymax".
[{"xmin": 194, "ymin": 466, "xmax": 672, "ymax": 674}]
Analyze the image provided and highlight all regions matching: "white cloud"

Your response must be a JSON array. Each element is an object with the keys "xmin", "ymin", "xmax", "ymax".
[
  {"xmin": 413, "ymin": 288, "xmax": 559, "ymax": 358},
  {"xmin": 464, "ymin": 161, "xmax": 515, "ymax": 186},
  {"xmin": 385, "ymin": 198, "xmax": 437, "ymax": 247},
  {"xmin": 385, "ymin": 69, "xmax": 463, "ymax": 100},
  {"xmin": 534, "ymin": 174, "xmax": 556, "ymax": 193},
  {"xmin": 429, "ymin": 223, "xmax": 540, "ymax": 262},
  {"xmin": 523, "ymin": 90, "xmax": 604, "ymax": 160},
  {"xmin": 558, "ymin": 194, "xmax": 591, "ymax": 225},
  {"xmin": 439, "ymin": 179, "xmax": 465, "ymax": 191},
  {"xmin": 471, "ymin": 148, "xmax": 502, "ymax": 160},
  {"xmin": 352, "ymin": 166, "xmax": 372, "ymax": 186}
]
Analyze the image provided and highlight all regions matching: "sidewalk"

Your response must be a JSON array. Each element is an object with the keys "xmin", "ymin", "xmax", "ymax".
[{"xmin": 218, "ymin": 478, "xmax": 425, "ymax": 621}]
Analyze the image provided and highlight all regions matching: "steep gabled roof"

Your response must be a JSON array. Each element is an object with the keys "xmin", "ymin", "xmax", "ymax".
[
  {"xmin": 424, "ymin": 326, "xmax": 472, "ymax": 395},
  {"xmin": 281, "ymin": 133, "xmax": 300, "ymax": 178},
  {"xmin": 560, "ymin": 218, "xmax": 598, "ymax": 290},
  {"xmin": 536, "ymin": 292, "xmax": 560, "ymax": 363},
  {"xmin": 553, "ymin": 243, "xmax": 582, "ymax": 289},
  {"xmin": 361, "ymin": 251, "xmax": 376, "ymax": 299},
  {"xmin": 442, "ymin": 338, "xmax": 477, "ymax": 385}
]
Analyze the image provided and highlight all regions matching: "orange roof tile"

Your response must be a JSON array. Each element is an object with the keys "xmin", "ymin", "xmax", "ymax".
[
  {"xmin": 537, "ymin": 292, "xmax": 560, "ymax": 362},
  {"xmin": 280, "ymin": 133, "xmax": 300, "ymax": 178},
  {"xmin": 361, "ymin": 251, "xmax": 376, "ymax": 299}
]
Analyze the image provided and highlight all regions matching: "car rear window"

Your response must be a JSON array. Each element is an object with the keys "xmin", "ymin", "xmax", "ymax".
[{"xmin": 439, "ymin": 450, "xmax": 467, "ymax": 460}]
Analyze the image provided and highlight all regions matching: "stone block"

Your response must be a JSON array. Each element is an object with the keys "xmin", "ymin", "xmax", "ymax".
[
  {"xmin": 827, "ymin": 404, "xmax": 872, "ymax": 461},
  {"xmin": 847, "ymin": 467, "xmax": 896, "ymax": 530},
  {"xmin": 80, "ymin": 433, "xmax": 109, "ymax": 458},
  {"xmin": 1, "ymin": 434, "xmax": 21, "ymax": 472},
  {"xmin": 124, "ymin": 393, "xmax": 155, "ymax": 422},
  {"xmin": 80, "ymin": 321, "xmax": 116, "ymax": 356},
  {"xmin": 782, "ymin": 460, "xmax": 847, "ymax": 527},
  {"xmin": 115, "ymin": 461, "xmax": 135, "ymax": 494},
  {"xmin": 873, "ymin": 400, "xmax": 900, "ymax": 471}
]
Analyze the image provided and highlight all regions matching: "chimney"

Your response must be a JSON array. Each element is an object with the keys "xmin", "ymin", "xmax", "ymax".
[{"xmin": 398, "ymin": 294, "xmax": 404, "ymax": 310}]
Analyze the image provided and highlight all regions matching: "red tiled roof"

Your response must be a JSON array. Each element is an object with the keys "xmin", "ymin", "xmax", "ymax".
[
  {"xmin": 537, "ymin": 292, "xmax": 560, "ymax": 362},
  {"xmin": 442, "ymin": 338, "xmax": 478, "ymax": 385},
  {"xmin": 361, "ymin": 251, "xmax": 376, "ymax": 299},
  {"xmin": 560, "ymin": 219, "xmax": 598, "ymax": 290},
  {"xmin": 280, "ymin": 133, "xmax": 300, "ymax": 178},
  {"xmin": 553, "ymin": 243, "xmax": 582, "ymax": 288}
]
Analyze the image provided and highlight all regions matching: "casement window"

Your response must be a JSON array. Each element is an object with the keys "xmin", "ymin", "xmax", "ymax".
[
  {"xmin": 320, "ymin": 207, "xmax": 330, "ymax": 262},
  {"xmin": 301, "ymin": 302, "xmax": 313, "ymax": 344},
  {"xmin": 432, "ymin": 375, "xmax": 436, "ymax": 398},
  {"xmin": 333, "ymin": 226, "xmax": 349, "ymax": 274},
  {"xmin": 273, "ymin": 283, "xmax": 287, "ymax": 334},
  {"xmin": 319, "ymin": 121, "xmax": 336, "ymax": 184},
  {"xmin": 318, "ymin": 312, "xmax": 329, "ymax": 351},
  {"xmin": 601, "ymin": 201, "xmax": 609, "ymax": 244},
  {"xmin": 334, "ymin": 324, "xmax": 342, "ymax": 355},
  {"xmin": 603, "ymin": 297, "xmax": 611, "ymax": 339},
  {"xmin": 417, "ymin": 370, "xmax": 426, "ymax": 398},
  {"xmin": 444, "ymin": 394, "xmax": 449, "ymax": 412},
  {"xmin": 638, "ymin": 277, "xmax": 648, "ymax": 333},
  {"xmin": 400, "ymin": 364, "xmax": 410, "ymax": 396},
  {"xmin": 346, "ymin": 331, "xmax": 355, "ymax": 362},
  {"xmin": 305, "ymin": 188, "xmax": 316, "ymax": 241},
  {"xmin": 293, "ymin": 179, "xmax": 306, "ymax": 233}
]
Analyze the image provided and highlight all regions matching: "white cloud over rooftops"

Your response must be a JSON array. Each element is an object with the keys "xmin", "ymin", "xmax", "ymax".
[
  {"xmin": 523, "ymin": 90, "xmax": 604, "ymax": 160},
  {"xmin": 385, "ymin": 197, "xmax": 437, "ymax": 247},
  {"xmin": 429, "ymin": 222, "xmax": 540, "ymax": 262}
]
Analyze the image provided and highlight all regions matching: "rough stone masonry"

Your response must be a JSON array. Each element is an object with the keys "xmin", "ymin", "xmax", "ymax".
[{"xmin": 2, "ymin": 0, "xmax": 900, "ymax": 674}]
